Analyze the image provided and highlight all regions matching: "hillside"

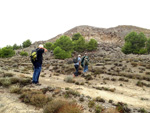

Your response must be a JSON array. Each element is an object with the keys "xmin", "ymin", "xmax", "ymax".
[{"xmin": 47, "ymin": 25, "xmax": 150, "ymax": 46}]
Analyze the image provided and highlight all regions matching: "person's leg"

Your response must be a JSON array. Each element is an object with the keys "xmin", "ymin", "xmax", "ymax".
[
  {"xmin": 85, "ymin": 65, "xmax": 88, "ymax": 72},
  {"xmin": 84, "ymin": 65, "xmax": 88, "ymax": 73},
  {"xmin": 36, "ymin": 66, "xmax": 42, "ymax": 83},
  {"xmin": 32, "ymin": 67, "xmax": 38, "ymax": 83},
  {"xmin": 74, "ymin": 65, "xmax": 79, "ymax": 76}
]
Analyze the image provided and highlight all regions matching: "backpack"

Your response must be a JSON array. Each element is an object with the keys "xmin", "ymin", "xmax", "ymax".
[
  {"xmin": 30, "ymin": 48, "xmax": 39, "ymax": 63},
  {"xmin": 84, "ymin": 58, "xmax": 89, "ymax": 65},
  {"xmin": 81, "ymin": 56, "xmax": 85, "ymax": 67},
  {"xmin": 73, "ymin": 57, "xmax": 78, "ymax": 63}
]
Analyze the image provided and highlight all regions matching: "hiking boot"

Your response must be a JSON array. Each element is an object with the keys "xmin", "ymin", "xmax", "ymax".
[{"xmin": 35, "ymin": 83, "xmax": 41, "ymax": 86}]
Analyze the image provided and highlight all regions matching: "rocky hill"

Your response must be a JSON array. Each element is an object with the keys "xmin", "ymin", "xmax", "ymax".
[{"xmin": 47, "ymin": 25, "xmax": 150, "ymax": 46}]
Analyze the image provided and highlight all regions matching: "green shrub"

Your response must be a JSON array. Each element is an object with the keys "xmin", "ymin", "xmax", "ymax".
[
  {"xmin": 20, "ymin": 51, "xmax": 28, "ymax": 56},
  {"xmin": 72, "ymin": 33, "xmax": 82, "ymax": 41},
  {"xmin": 13, "ymin": 44, "xmax": 22, "ymax": 50},
  {"xmin": 0, "ymin": 46, "xmax": 15, "ymax": 58},
  {"xmin": 122, "ymin": 32, "xmax": 147, "ymax": 54},
  {"xmin": 22, "ymin": 39, "xmax": 32, "ymax": 48},
  {"xmin": 87, "ymin": 39, "xmax": 98, "ymax": 51},
  {"xmin": 73, "ymin": 36, "xmax": 86, "ymax": 52},
  {"xmin": 53, "ymin": 35, "xmax": 73, "ymax": 52},
  {"xmin": 146, "ymin": 38, "xmax": 150, "ymax": 54},
  {"xmin": 53, "ymin": 46, "xmax": 71, "ymax": 59},
  {"xmin": 88, "ymin": 100, "xmax": 95, "ymax": 108},
  {"xmin": 44, "ymin": 42, "xmax": 53, "ymax": 51},
  {"xmin": 95, "ymin": 105, "xmax": 103, "ymax": 113}
]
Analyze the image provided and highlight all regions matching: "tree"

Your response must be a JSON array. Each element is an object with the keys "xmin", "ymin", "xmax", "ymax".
[
  {"xmin": 0, "ymin": 46, "xmax": 15, "ymax": 58},
  {"xmin": 122, "ymin": 32, "xmax": 147, "ymax": 54},
  {"xmin": 53, "ymin": 35, "xmax": 73, "ymax": 52},
  {"xmin": 87, "ymin": 39, "xmax": 98, "ymax": 51},
  {"xmin": 73, "ymin": 36, "xmax": 86, "ymax": 52},
  {"xmin": 53, "ymin": 46, "xmax": 71, "ymax": 59},
  {"xmin": 146, "ymin": 38, "xmax": 150, "ymax": 53},
  {"xmin": 13, "ymin": 43, "xmax": 22, "ymax": 50},
  {"xmin": 22, "ymin": 39, "xmax": 32, "ymax": 48},
  {"xmin": 72, "ymin": 33, "xmax": 83, "ymax": 41},
  {"xmin": 44, "ymin": 42, "xmax": 53, "ymax": 51}
]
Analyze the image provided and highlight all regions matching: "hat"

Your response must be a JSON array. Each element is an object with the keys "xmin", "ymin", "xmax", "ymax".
[
  {"xmin": 85, "ymin": 53, "xmax": 87, "ymax": 55},
  {"xmin": 39, "ymin": 44, "xmax": 43, "ymax": 48},
  {"xmin": 78, "ymin": 54, "xmax": 81, "ymax": 57}
]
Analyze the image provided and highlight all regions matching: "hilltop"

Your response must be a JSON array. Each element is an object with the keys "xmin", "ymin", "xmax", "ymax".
[{"xmin": 47, "ymin": 25, "xmax": 150, "ymax": 46}]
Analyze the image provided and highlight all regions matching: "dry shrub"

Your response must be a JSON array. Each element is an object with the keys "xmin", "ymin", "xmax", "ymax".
[
  {"xmin": 88, "ymin": 100, "xmax": 95, "ymax": 108},
  {"xmin": 131, "ymin": 62, "xmax": 138, "ymax": 67},
  {"xmin": 20, "ymin": 89, "xmax": 52, "ymax": 107},
  {"xmin": 9, "ymin": 84, "xmax": 21, "ymax": 94},
  {"xmin": 4, "ymin": 72, "xmax": 14, "ymax": 77},
  {"xmin": 10, "ymin": 77, "xmax": 20, "ymax": 84},
  {"xmin": 0, "ymin": 77, "xmax": 11, "ymax": 87},
  {"xmin": 57, "ymin": 103, "xmax": 83, "ymax": 113},
  {"xmin": 101, "ymin": 108, "xmax": 119, "ymax": 113},
  {"xmin": 43, "ymin": 99, "xmax": 83, "ymax": 113},
  {"xmin": 64, "ymin": 89, "xmax": 80, "ymax": 98},
  {"xmin": 19, "ymin": 77, "xmax": 31, "ymax": 86},
  {"xmin": 64, "ymin": 76, "xmax": 75, "ymax": 83}
]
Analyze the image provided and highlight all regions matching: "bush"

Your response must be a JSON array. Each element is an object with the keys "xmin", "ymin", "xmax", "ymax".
[
  {"xmin": 20, "ymin": 89, "xmax": 52, "ymax": 107},
  {"xmin": 0, "ymin": 77, "xmax": 11, "ymax": 87},
  {"xmin": 87, "ymin": 39, "xmax": 98, "ymax": 51},
  {"xmin": 53, "ymin": 35, "xmax": 73, "ymax": 52},
  {"xmin": 22, "ymin": 39, "xmax": 32, "ymax": 48},
  {"xmin": 0, "ymin": 46, "xmax": 15, "ymax": 58},
  {"xmin": 72, "ymin": 33, "xmax": 82, "ymax": 41},
  {"xmin": 122, "ymin": 32, "xmax": 147, "ymax": 54},
  {"xmin": 88, "ymin": 100, "xmax": 95, "ymax": 108},
  {"xmin": 44, "ymin": 42, "xmax": 53, "ymax": 51},
  {"xmin": 73, "ymin": 36, "xmax": 86, "ymax": 52},
  {"xmin": 64, "ymin": 76, "xmax": 74, "ymax": 83},
  {"xmin": 146, "ymin": 38, "xmax": 150, "ymax": 53},
  {"xmin": 9, "ymin": 84, "xmax": 21, "ymax": 94},
  {"xmin": 20, "ymin": 51, "xmax": 28, "ymax": 56},
  {"xmin": 43, "ymin": 99, "xmax": 83, "ymax": 113},
  {"xmin": 13, "ymin": 44, "xmax": 22, "ymax": 50},
  {"xmin": 53, "ymin": 46, "xmax": 71, "ymax": 59}
]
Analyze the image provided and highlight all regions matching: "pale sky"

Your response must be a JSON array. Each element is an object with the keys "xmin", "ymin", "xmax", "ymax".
[{"xmin": 0, "ymin": 0, "xmax": 150, "ymax": 48}]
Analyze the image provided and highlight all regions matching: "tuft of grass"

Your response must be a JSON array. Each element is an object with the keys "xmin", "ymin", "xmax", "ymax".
[
  {"xmin": 0, "ymin": 77, "xmax": 11, "ymax": 87},
  {"xmin": 4, "ymin": 72, "xmax": 14, "ymax": 77},
  {"xmin": 9, "ymin": 84, "xmax": 22, "ymax": 94},
  {"xmin": 88, "ymin": 100, "xmax": 95, "ymax": 108},
  {"xmin": 64, "ymin": 76, "xmax": 75, "ymax": 83},
  {"xmin": 64, "ymin": 89, "xmax": 80, "ymax": 98}
]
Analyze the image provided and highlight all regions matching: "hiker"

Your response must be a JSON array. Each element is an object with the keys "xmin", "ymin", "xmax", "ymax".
[
  {"xmin": 74, "ymin": 54, "xmax": 81, "ymax": 77},
  {"xmin": 32, "ymin": 44, "xmax": 47, "ymax": 85},
  {"xmin": 81, "ymin": 53, "xmax": 89, "ymax": 73}
]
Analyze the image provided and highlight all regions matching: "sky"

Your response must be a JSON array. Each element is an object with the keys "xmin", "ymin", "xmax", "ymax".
[{"xmin": 0, "ymin": 0, "xmax": 150, "ymax": 48}]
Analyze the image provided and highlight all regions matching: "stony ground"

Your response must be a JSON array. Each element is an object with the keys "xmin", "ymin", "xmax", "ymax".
[{"xmin": 0, "ymin": 51, "xmax": 150, "ymax": 113}]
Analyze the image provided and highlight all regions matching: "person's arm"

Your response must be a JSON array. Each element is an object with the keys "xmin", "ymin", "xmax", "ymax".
[{"xmin": 43, "ymin": 48, "xmax": 48, "ymax": 52}]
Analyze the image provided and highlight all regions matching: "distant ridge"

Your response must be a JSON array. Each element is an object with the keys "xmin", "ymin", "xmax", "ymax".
[{"xmin": 47, "ymin": 25, "xmax": 150, "ymax": 45}]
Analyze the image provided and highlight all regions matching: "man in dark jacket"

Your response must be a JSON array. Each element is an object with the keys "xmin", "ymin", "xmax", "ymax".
[{"xmin": 32, "ymin": 44, "xmax": 47, "ymax": 85}]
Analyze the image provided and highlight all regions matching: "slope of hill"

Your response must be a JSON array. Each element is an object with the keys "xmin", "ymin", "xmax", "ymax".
[{"xmin": 47, "ymin": 25, "xmax": 150, "ymax": 46}]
